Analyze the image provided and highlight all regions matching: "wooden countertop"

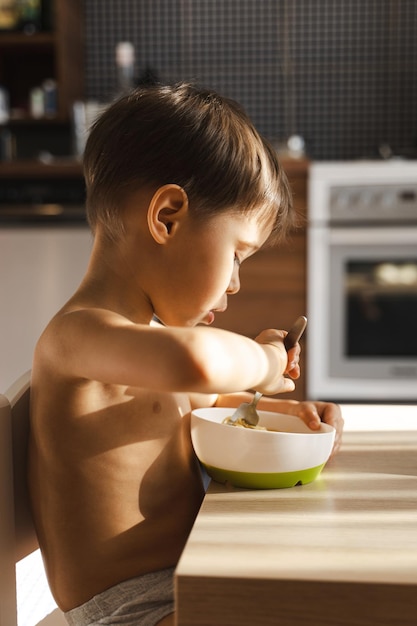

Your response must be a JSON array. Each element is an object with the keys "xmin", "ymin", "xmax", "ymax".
[{"xmin": 175, "ymin": 405, "xmax": 417, "ymax": 625}]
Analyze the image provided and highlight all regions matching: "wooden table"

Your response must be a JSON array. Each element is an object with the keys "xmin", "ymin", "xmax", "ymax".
[{"xmin": 175, "ymin": 406, "xmax": 417, "ymax": 625}]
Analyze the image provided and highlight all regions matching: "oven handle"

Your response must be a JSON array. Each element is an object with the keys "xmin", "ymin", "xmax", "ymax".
[{"xmin": 329, "ymin": 226, "xmax": 417, "ymax": 246}]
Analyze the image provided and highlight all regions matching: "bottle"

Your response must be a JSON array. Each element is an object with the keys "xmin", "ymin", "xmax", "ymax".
[
  {"xmin": 18, "ymin": 0, "xmax": 42, "ymax": 34},
  {"xmin": 0, "ymin": 86, "xmax": 10, "ymax": 123},
  {"xmin": 30, "ymin": 86, "xmax": 44, "ymax": 118},
  {"xmin": 42, "ymin": 79, "xmax": 57, "ymax": 116},
  {"xmin": 0, "ymin": 0, "xmax": 19, "ymax": 30},
  {"xmin": 115, "ymin": 42, "xmax": 135, "ymax": 94}
]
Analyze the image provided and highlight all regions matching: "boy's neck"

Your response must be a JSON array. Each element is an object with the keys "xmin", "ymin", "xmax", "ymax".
[{"xmin": 72, "ymin": 233, "xmax": 155, "ymax": 325}]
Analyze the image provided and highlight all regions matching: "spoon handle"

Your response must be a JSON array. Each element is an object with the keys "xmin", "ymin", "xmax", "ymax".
[
  {"xmin": 284, "ymin": 316, "xmax": 307, "ymax": 351},
  {"xmin": 251, "ymin": 391, "xmax": 263, "ymax": 408}
]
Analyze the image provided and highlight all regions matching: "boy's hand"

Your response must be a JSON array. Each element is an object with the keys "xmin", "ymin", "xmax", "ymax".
[
  {"xmin": 286, "ymin": 401, "xmax": 344, "ymax": 457},
  {"xmin": 254, "ymin": 328, "xmax": 301, "ymax": 395},
  {"xmin": 258, "ymin": 397, "xmax": 344, "ymax": 457}
]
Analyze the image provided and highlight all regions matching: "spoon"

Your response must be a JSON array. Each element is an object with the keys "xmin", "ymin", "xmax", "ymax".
[{"xmin": 227, "ymin": 316, "xmax": 307, "ymax": 427}]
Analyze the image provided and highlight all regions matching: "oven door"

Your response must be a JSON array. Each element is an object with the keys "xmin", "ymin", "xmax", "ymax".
[{"xmin": 307, "ymin": 225, "xmax": 417, "ymax": 401}]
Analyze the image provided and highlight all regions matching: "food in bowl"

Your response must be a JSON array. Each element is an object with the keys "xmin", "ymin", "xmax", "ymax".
[
  {"xmin": 191, "ymin": 407, "xmax": 335, "ymax": 489},
  {"xmin": 222, "ymin": 415, "xmax": 266, "ymax": 430}
]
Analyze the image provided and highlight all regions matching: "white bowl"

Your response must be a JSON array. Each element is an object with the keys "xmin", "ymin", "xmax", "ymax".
[{"xmin": 191, "ymin": 407, "xmax": 335, "ymax": 489}]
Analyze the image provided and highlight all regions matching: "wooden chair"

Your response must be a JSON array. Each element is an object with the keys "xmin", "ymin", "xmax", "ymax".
[{"xmin": 0, "ymin": 371, "xmax": 66, "ymax": 626}]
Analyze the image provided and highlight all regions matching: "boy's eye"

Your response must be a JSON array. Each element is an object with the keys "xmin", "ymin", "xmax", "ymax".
[{"xmin": 234, "ymin": 255, "xmax": 241, "ymax": 267}]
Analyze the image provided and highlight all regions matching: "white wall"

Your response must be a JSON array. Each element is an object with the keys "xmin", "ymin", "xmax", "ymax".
[{"xmin": 0, "ymin": 226, "xmax": 92, "ymax": 393}]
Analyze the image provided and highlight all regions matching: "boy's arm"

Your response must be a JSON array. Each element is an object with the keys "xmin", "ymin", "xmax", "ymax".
[
  {"xmin": 40, "ymin": 308, "xmax": 294, "ymax": 397},
  {"xmin": 214, "ymin": 392, "xmax": 344, "ymax": 456}
]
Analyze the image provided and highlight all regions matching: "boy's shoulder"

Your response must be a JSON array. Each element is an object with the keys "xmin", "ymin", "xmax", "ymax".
[{"xmin": 35, "ymin": 306, "xmax": 138, "ymax": 363}]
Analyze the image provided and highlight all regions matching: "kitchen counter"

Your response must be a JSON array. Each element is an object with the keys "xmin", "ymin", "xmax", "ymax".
[{"xmin": 175, "ymin": 405, "xmax": 417, "ymax": 625}]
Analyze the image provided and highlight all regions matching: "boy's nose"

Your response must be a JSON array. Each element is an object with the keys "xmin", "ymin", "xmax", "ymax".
[{"xmin": 227, "ymin": 268, "xmax": 240, "ymax": 294}]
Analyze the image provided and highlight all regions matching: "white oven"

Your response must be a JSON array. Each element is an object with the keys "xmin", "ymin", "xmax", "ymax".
[{"xmin": 307, "ymin": 161, "xmax": 417, "ymax": 402}]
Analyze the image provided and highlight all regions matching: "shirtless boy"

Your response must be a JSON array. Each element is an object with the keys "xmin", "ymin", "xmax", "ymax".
[{"xmin": 29, "ymin": 83, "xmax": 343, "ymax": 626}]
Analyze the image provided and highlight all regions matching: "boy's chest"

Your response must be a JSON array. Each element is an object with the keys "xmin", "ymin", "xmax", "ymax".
[{"xmin": 57, "ymin": 384, "xmax": 194, "ymax": 455}]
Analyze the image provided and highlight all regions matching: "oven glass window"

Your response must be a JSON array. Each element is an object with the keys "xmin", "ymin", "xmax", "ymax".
[{"xmin": 346, "ymin": 259, "xmax": 417, "ymax": 357}]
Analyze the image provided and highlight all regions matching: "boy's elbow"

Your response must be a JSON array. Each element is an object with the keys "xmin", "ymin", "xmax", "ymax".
[{"xmin": 180, "ymin": 331, "xmax": 233, "ymax": 393}]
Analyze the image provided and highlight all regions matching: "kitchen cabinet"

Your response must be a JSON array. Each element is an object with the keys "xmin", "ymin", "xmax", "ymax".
[
  {"xmin": 213, "ymin": 159, "xmax": 308, "ymax": 401},
  {"xmin": 0, "ymin": 159, "xmax": 309, "ymax": 399},
  {"xmin": 0, "ymin": 160, "xmax": 85, "ymax": 222},
  {"xmin": 0, "ymin": 224, "xmax": 92, "ymax": 392},
  {"xmin": 0, "ymin": 0, "xmax": 84, "ymax": 158}
]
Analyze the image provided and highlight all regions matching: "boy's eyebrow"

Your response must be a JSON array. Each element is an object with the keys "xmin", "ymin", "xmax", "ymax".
[
  {"xmin": 237, "ymin": 240, "xmax": 262, "ymax": 257},
  {"xmin": 238, "ymin": 237, "xmax": 266, "ymax": 252},
  {"xmin": 237, "ymin": 240, "xmax": 256, "ymax": 250}
]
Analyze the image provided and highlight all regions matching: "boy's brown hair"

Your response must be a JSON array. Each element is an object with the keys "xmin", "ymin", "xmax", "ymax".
[{"xmin": 83, "ymin": 82, "xmax": 293, "ymax": 241}]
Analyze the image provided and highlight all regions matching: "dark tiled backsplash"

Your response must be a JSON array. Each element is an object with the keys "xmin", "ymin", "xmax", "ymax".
[{"xmin": 84, "ymin": 0, "xmax": 417, "ymax": 160}]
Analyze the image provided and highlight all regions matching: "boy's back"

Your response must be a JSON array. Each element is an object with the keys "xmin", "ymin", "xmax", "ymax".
[{"xmin": 29, "ymin": 301, "xmax": 205, "ymax": 611}]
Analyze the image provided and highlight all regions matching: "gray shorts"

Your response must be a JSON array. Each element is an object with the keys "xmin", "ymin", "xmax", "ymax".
[{"xmin": 64, "ymin": 567, "xmax": 174, "ymax": 626}]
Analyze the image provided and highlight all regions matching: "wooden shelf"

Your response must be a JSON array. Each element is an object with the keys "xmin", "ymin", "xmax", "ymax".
[
  {"xmin": 0, "ymin": 159, "xmax": 83, "ymax": 178},
  {"xmin": 0, "ymin": 32, "xmax": 54, "ymax": 47},
  {"xmin": 0, "ymin": 0, "xmax": 84, "ymax": 122},
  {"xmin": 2, "ymin": 114, "xmax": 68, "ymax": 125}
]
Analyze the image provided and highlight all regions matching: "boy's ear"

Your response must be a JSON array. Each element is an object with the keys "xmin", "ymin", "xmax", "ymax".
[{"xmin": 147, "ymin": 184, "xmax": 189, "ymax": 244}]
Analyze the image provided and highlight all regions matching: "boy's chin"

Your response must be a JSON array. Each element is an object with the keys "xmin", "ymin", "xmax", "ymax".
[{"xmin": 155, "ymin": 311, "xmax": 215, "ymax": 327}]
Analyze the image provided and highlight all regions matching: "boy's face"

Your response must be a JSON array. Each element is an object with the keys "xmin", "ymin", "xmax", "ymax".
[{"xmin": 153, "ymin": 209, "xmax": 273, "ymax": 327}]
